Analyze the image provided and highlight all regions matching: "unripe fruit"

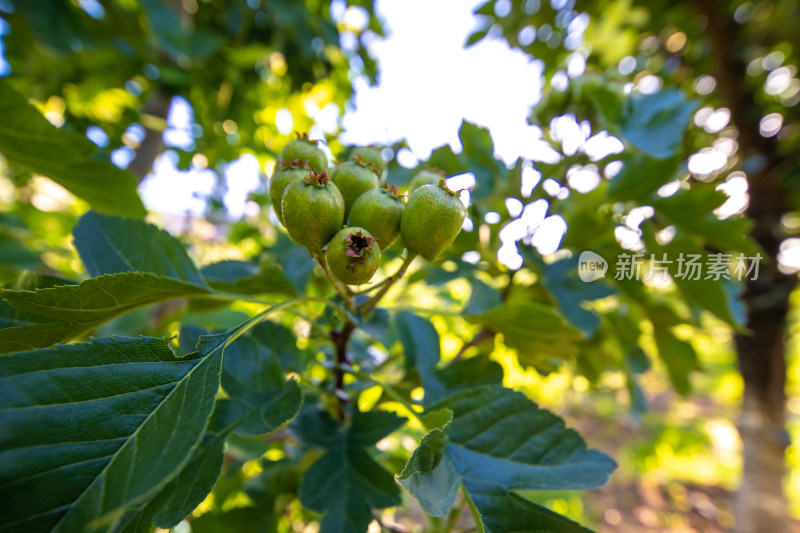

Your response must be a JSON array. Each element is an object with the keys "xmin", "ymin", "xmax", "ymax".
[
  {"xmin": 269, "ymin": 160, "xmax": 308, "ymax": 224},
  {"xmin": 330, "ymin": 157, "xmax": 380, "ymax": 219},
  {"xmin": 401, "ymin": 180, "xmax": 466, "ymax": 261},
  {"xmin": 348, "ymin": 185, "xmax": 405, "ymax": 250},
  {"xmin": 281, "ymin": 170, "xmax": 345, "ymax": 253},
  {"xmin": 350, "ymin": 146, "xmax": 385, "ymax": 175},
  {"xmin": 407, "ymin": 168, "xmax": 444, "ymax": 193},
  {"xmin": 280, "ymin": 133, "xmax": 328, "ymax": 172},
  {"xmin": 326, "ymin": 227, "xmax": 381, "ymax": 285}
]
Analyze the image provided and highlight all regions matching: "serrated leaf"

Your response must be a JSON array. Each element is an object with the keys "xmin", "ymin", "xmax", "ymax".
[
  {"xmin": 215, "ymin": 333, "xmax": 303, "ymax": 437},
  {"xmin": 0, "ymin": 81, "xmax": 145, "ymax": 217},
  {"xmin": 297, "ymin": 408, "xmax": 405, "ymax": 533},
  {"xmin": 463, "ymin": 279, "xmax": 502, "ymax": 315},
  {"xmin": 394, "ymin": 312, "xmax": 501, "ymax": 407},
  {"xmin": 398, "ymin": 410, "xmax": 458, "ymax": 517},
  {"xmin": 0, "ymin": 272, "xmax": 210, "ymax": 353},
  {"xmin": 394, "ymin": 311, "xmax": 440, "ymax": 376},
  {"xmin": 459, "ymin": 121, "xmax": 501, "ymax": 200},
  {"xmin": 201, "ymin": 259, "xmax": 296, "ymax": 297},
  {"xmin": 651, "ymin": 327, "xmax": 700, "ymax": 396},
  {"xmin": 0, "ymin": 333, "xmax": 230, "ymax": 532},
  {"xmin": 607, "ymin": 152, "xmax": 681, "ymax": 201},
  {"xmin": 532, "ymin": 255, "xmax": 616, "ymax": 338},
  {"xmin": 464, "ymin": 477, "xmax": 593, "ymax": 533},
  {"xmin": 427, "ymin": 356, "xmax": 504, "ymax": 406},
  {"xmin": 652, "ymin": 188, "xmax": 759, "ymax": 254},
  {"xmin": 465, "ymin": 302, "xmax": 582, "ymax": 370},
  {"xmin": 0, "ymin": 271, "xmax": 75, "ymax": 330},
  {"xmin": 620, "ymin": 89, "xmax": 697, "ymax": 159},
  {"xmin": 438, "ymin": 386, "xmax": 617, "ymax": 491},
  {"xmin": 117, "ymin": 432, "xmax": 226, "ymax": 533},
  {"xmin": 399, "ymin": 386, "xmax": 614, "ymax": 528},
  {"xmin": 72, "ymin": 211, "xmax": 208, "ymax": 286}
]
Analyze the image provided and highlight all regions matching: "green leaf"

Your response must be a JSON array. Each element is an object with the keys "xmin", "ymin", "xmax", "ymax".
[
  {"xmin": 0, "ymin": 333, "xmax": 229, "ymax": 532},
  {"xmin": 72, "ymin": 211, "xmax": 208, "ymax": 286},
  {"xmin": 201, "ymin": 259, "xmax": 297, "ymax": 297},
  {"xmin": 533, "ymin": 255, "xmax": 616, "ymax": 338},
  {"xmin": 465, "ymin": 302, "xmax": 582, "ymax": 370},
  {"xmin": 0, "ymin": 81, "xmax": 146, "ymax": 217},
  {"xmin": 118, "ymin": 348, "xmax": 300, "ymax": 533},
  {"xmin": 428, "ymin": 356, "xmax": 504, "ymax": 406},
  {"xmin": 464, "ymin": 478, "xmax": 593, "ymax": 533},
  {"xmin": 607, "ymin": 152, "xmax": 681, "ymax": 201},
  {"xmin": 651, "ymin": 188, "xmax": 759, "ymax": 254},
  {"xmin": 0, "ymin": 271, "xmax": 75, "ymax": 330},
  {"xmin": 0, "ymin": 272, "xmax": 210, "ymax": 352},
  {"xmin": 398, "ymin": 410, "xmax": 459, "ymax": 517},
  {"xmin": 399, "ymin": 386, "xmax": 614, "ymax": 528},
  {"xmin": 393, "ymin": 312, "xmax": 503, "ymax": 407},
  {"xmin": 620, "ymin": 89, "xmax": 697, "ymax": 159},
  {"xmin": 651, "ymin": 327, "xmax": 700, "ymax": 396},
  {"xmin": 394, "ymin": 311, "xmax": 440, "ymax": 377},
  {"xmin": 459, "ymin": 121, "xmax": 502, "ymax": 200},
  {"xmin": 439, "ymin": 386, "xmax": 616, "ymax": 491},
  {"xmin": 189, "ymin": 507, "xmax": 274, "ymax": 533},
  {"xmin": 244, "ymin": 459, "xmax": 300, "ymax": 510},
  {"xmin": 117, "ymin": 432, "xmax": 226, "ymax": 533},
  {"xmin": 297, "ymin": 408, "xmax": 405, "ymax": 533},
  {"xmin": 463, "ymin": 279, "xmax": 502, "ymax": 315},
  {"xmin": 465, "ymin": 29, "xmax": 489, "ymax": 47},
  {"xmin": 215, "ymin": 334, "xmax": 303, "ymax": 436}
]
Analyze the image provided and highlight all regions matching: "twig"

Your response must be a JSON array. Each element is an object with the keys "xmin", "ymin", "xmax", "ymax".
[
  {"xmin": 450, "ymin": 329, "xmax": 494, "ymax": 363},
  {"xmin": 358, "ymin": 251, "xmax": 418, "ymax": 316},
  {"xmin": 330, "ymin": 321, "xmax": 356, "ymax": 419}
]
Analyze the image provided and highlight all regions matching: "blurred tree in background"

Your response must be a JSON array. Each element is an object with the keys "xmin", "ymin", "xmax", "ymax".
[
  {"xmin": 466, "ymin": 0, "xmax": 800, "ymax": 530},
  {"xmin": 1, "ymin": 1, "xmax": 799, "ymax": 533}
]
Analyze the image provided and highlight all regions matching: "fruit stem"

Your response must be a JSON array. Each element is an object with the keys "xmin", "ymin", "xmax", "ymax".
[
  {"xmin": 358, "ymin": 251, "xmax": 418, "ymax": 316},
  {"xmin": 349, "ymin": 276, "xmax": 391, "ymax": 296}
]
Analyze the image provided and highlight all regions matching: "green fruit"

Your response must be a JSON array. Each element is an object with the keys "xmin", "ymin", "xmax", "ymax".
[
  {"xmin": 407, "ymin": 168, "xmax": 445, "ymax": 193},
  {"xmin": 281, "ymin": 169, "xmax": 345, "ymax": 253},
  {"xmin": 330, "ymin": 159, "xmax": 380, "ymax": 219},
  {"xmin": 350, "ymin": 146, "xmax": 385, "ymax": 175},
  {"xmin": 401, "ymin": 180, "xmax": 466, "ymax": 261},
  {"xmin": 280, "ymin": 133, "xmax": 328, "ymax": 171},
  {"xmin": 325, "ymin": 227, "xmax": 381, "ymax": 285},
  {"xmin": 348, "ymin": 185, "xmax": 405, "ymax": 250},
  {"xmin": 269, "ymin": 160, "xmax": 308, "ymax": 224}
]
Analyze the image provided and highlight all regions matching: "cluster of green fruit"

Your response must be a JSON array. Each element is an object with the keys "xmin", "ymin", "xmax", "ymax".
[{"xmin": 269, "ymin": 134, "xmax": 466, "ymax": 285}]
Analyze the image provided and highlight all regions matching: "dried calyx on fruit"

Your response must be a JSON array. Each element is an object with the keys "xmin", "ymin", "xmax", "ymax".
[
  {"xmin": 347, "ymin": 184, "xmax": 405, "ymax": 251},
  {"xmin": 281, "ymin": 169, "xmax": 345, "ymax": 253},
  {"xmin": 400, "ymin": 178, "xmax": 466, "ymax": 261},
  {"xmin": 269, "ymin": 159, "xmax": 309, "ymax": 224},
  {"xmin": 349, "ymin": 146, "xmax": 385, "ymax": 175},
  {"xmin": 326, "ymin": 227, "xmax": 381, "ymax": 285},
  {"xmin": 279, "ymin": 132, "xmax": 328, "ymax": 172}
]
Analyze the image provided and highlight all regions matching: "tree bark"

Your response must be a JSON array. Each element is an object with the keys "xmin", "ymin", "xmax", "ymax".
[
  {"xmin": 695, "ymin": 1, "xmax": 794, "ymax": 531},
  {"xmin": 128, "ymin": 86, "xmax": 171, "ymax": 182}
]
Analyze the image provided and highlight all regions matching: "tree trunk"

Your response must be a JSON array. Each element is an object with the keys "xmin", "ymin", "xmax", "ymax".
[
  {"xmin": 128, "ymin": 86, "xmax": 171, "ymax": 182},
  {"xmin": 695, "ymin": 1, "xmax": 794, "ymax": 531}
]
